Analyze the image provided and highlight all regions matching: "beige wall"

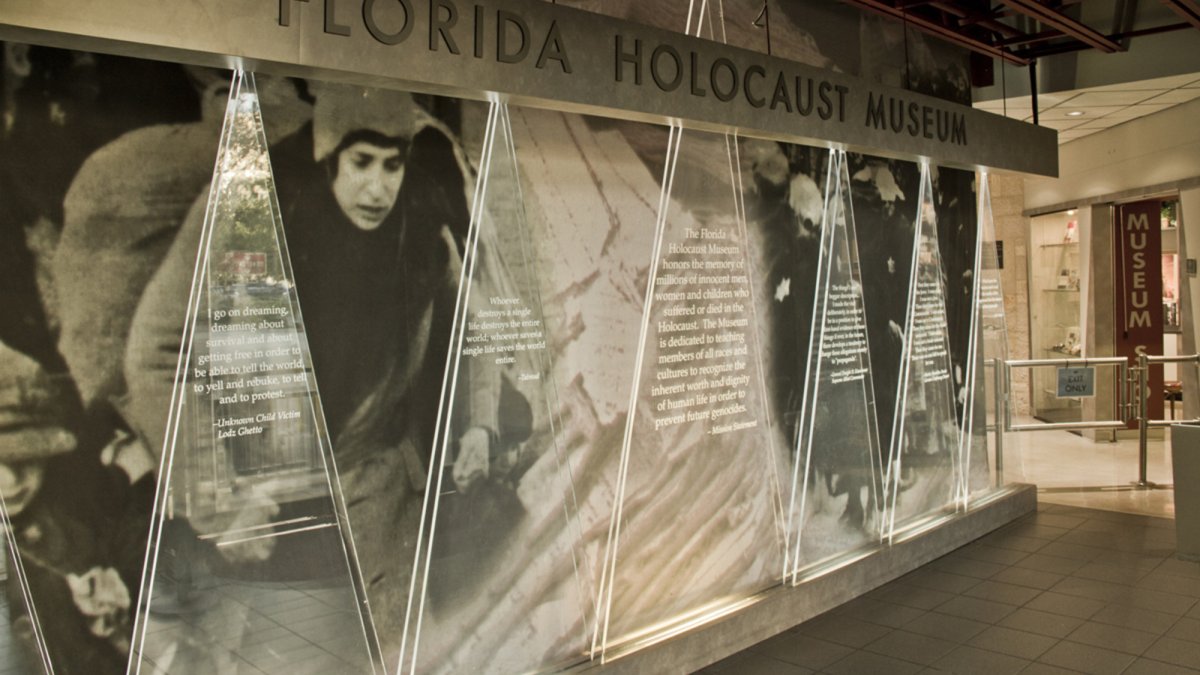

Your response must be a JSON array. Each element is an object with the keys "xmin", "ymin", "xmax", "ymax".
[
  {"xmin": 1025, "ymin": 98, "xmax": 1200, "ymax": 212},
  {"xmin": 1181, "ymin": 188, "xmax": 1200, "ymax": 420}
]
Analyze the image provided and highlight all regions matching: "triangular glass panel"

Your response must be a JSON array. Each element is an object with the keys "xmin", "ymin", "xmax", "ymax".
[
  {"xmin": 0, "ymin": 481, "xmax": 54, "ymax": 673},
  {"xmin": 883, "ymin": 162, "xmax": 961, "ymax": 539},
  {"xmin": 930, "ymin": 167, "xmax": 985, "ymax": 508},
  {"xmin": 394, "ymin": 102, "xmax": 593, "ymax": 674},
  {"xmin": 128, "ymin": 71, "xmax": 382, "ymax": 674},
  {"xmin": 966, "ymin": 173, "xmax": 1011, "ymax": 494},
  {"xmin": 786, "ymin": 149, "xmax": 883, "ymax": 581},
  {"xmin": 594, "ymin": 126, "xmax": 784, "ymax": 658}
]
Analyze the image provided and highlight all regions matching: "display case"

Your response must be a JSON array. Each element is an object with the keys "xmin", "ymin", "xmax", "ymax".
[
  {"xmin": 1163, "ymin": 202, "xmax": 1181, "ymax": 334},
  {"xmin": 1029, "ymin": 211, "xmax": 1082, "ymax": 424}
]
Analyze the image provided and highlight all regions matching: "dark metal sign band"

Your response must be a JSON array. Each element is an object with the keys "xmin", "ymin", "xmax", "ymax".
[{"xmin": 0, "ymin": 0, "xmax": 1057, "ymax": 176}]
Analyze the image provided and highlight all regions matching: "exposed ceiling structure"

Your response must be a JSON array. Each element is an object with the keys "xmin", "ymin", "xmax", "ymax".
[
  {"xmin": 839, "ymin": 0, "xmax": 1199, "ymax": 65},
  {"xmin": 841, "ymin": 0, "xmax": 1200, "ymax": 144}
]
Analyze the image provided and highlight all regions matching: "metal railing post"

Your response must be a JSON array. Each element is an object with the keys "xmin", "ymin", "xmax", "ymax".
[
  {"xmin": 993, "ymin": 358, "xmax": 1004, "ymax": 488},
  {"xmin": 1138, "ymin": 354, "xmax": 1150, "ymax": 487}
]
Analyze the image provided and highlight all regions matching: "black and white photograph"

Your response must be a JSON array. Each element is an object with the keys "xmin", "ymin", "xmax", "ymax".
[{"xmin": 0, "ymin": 1, "xmax": 992, "ymax": 670}]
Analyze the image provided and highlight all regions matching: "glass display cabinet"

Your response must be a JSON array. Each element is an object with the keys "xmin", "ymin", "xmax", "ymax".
[{"xmin": 1030, "ymin": 210, "xmax": 1082, "ymax": 424}]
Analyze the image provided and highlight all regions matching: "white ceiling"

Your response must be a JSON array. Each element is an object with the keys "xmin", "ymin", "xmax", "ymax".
[{"xmin": 972, "ymin": 72, "xmax": 1200, "ymax": 145}]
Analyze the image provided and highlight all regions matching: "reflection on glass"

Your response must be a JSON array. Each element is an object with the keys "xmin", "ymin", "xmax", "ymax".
[
  {"xmin": 128, "ymin": 72, "xmax": 381, "ymax": 674},
  {"xmin": 0, "ymin": 483, "xmax": 54, "ymax": 673},
  {"xmin": 970, "ymin": 173, "xmax": 1010, "ymax": 492},
  {"xmin": 595, "ymin": 125, "xmax": 783, "ymax": 657},
  {"xmin": 396, "ymin": 102, "xmax": 593, "ymax": 675},
  {"xmin": 787, "ymin": 150, "xmax": 883, "ymax": 581},
  {"xmin": 884, "ymin": 162, "xmax": 961, "ymax": 539}
]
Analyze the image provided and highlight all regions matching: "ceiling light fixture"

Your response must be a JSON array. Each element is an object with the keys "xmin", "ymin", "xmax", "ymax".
[{"xmin": 1066, "ymin": 111, "xmax": 1085, "ymax": 116}]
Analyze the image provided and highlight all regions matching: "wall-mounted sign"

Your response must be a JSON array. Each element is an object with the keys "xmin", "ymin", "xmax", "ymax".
[
  {"xmin": 1057, "ymin": 367, "xmax": 1095, "ymax": 398},
  {"xmin": 0, "ymin": 0, "xmax": 1057, "ymax": 176},
  {"xmin": 1114, "ymin": 200, "xmax": 1164, "ymax": 425}
]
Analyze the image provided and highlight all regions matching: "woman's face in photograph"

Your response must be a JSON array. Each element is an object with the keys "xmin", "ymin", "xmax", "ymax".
[{"xmin": 332, "ymin": 141, "xmax": 405, "ymax": 231}]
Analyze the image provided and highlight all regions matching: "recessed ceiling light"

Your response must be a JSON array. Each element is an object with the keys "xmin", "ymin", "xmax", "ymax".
[
  {"xmin": 1066, "ymin": 111, "xmax": 1085, "ymax": 117},
  {"xmin": 1067, "ymin": 209, "xmax": 1077, "ymax": 215}
]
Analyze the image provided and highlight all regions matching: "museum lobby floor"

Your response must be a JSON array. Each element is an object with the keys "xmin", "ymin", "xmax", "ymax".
[
  {"xmin": 699, "ymin": 501, "xmax": 1196, "ymax": 674},
  {"xmin": 0, "ymin": 430, "xmax": 1189, "ymax": 674},
  {"xmin": 1005, "ymin": 421, "xmax": 1176, "ymax": 519}
]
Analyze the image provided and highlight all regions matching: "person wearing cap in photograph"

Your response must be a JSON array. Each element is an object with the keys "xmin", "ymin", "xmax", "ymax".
[{"xmin": 121, "ymin": 81, "xmax": 509, "ymax": 659}]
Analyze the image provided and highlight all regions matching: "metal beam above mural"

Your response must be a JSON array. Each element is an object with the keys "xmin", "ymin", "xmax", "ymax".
[{"xmin": 0, "ymin": 0, "xmax": 1057, "ymax": 176}]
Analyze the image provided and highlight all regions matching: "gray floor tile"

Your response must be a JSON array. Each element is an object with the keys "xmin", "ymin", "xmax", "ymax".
[
  {"xmin": 838, "ymin": 598, "xmax": 927, "ymax": 629},
  {"xmin": 709, "ymin": 651, "xmax": 814, "ymax": 674},
  {"xmin": 905, "ymin": 610, "xmax": 990, "ymax": 643},
  {"xmin": 930, "ymin": 556, "xmax": 1008, "ymax": 580},
  {"xmin": 906, "ymin": 569, "xmax": 985, "ymax": 594},
  {"xmin": 1138, "ymin": 571, "xmax": 1200, "ymax": 598},
  {"xmin": 1058, "ymin": 530, "xmax": 1119, "ymax": 550},
  {"xmin": 1122, "ymin": 657, "xmax": 1200, "ymax": 675},
  {"xmin": 1017, "ymin": 552, "xmax": 1089, "ymax": 575},
  {"xmin": 795, "ymin": 612, "xmax": 892, "ymax": 649},
  {"xmin": 1110, "ymin": 588, "xmax": 1197, "ymax": 616},
  {"xmin": 932, "ymin": 645, "xmax": 1030, "ymax": 675},
  {"xmin": 1089, "ymin": 602, "xmax": 1179, "ymax": 635},
  {"xmin": 1072, "ymin": 561, "xmax": 1147, "ymax": 586},
  {"xmin": 1089, "ymin": 549, "xmax": 1172, "ymax": 570},
  {"xmin": 986, "ymin": 534, "xmax": 1050, "ymax": 554},
  {"xmin": 880, "ymin": 583, "xmax": 959, "ymax": 611},
  {"xmin": 865, "ymin": 629, "xmax": 959, "ymax": 666},
  {"xmin": 1075, "ymin": 518, "xmax": 1142, "ymax": 535},
  {"xmin": 1025, "ymin": 591, "xmax": 1106, "ymax": 619},
  {"xmin": 1018, "ymin": 663, "xmax": 1084, "ymax": 675},
  {"xmin": 1037, "ymin": 640, "xmax": 1136, "ymax": 675},
  {"xmin": 1049, "ymin": 576, "xmax": 1130, "ymax": 603},
  {"xmin": 751, "ymin": 632, "xmax": 851, "ymax": 669},
  {"xmin": 955, "ymin": 544, "xmax": 1032, "ymax": 566},
  {"xmin": 1036, "ymin": 541, "xmax": 1105, "ymax": 563},
  {"xmin": 698, "ymin": 650, "xmax": 754, "ymax": 673},
  {"xmin": 1165, "ymin": 616, "xmax": 1200, "ymax": 644},
  {"xmin": 1032, "ymin": 514, "xmax": 1087, "ymax": 530},
  {"xmin": 824, "ymin": 650, "xmax": 924, "ymax": 675},
  {"xmin": 1156, "ymin": 558, "xmax": 1200, "ymax": 579},
  {"xmin": 1144, "ymin": 636, "xmax": 1200, "ymax": 670},
  {"xmin": 991, "ymin": 566, "xmax": 1066, "ymax": 591},
  {"xmin": 964, "ymin": 580, "xmax": 1044, "ymax": 606},
  {"xmin": 967, "ymin": 625, "xmax": 1057, "ymax": 660},
  {"xmin": 998, "ymin": 607, "xmax": 1085, "ymax": 639},
  {"xmin": 936, "ymin": 596, "xmax": 1019, "ymax": 624},
  {"xmin": 1001, "ymin": 523, "xmax": 1072, "ymax": 542},
  {"xmin": 1063, "ymin": 620, "xmax": 1158, "ymax": 655}
]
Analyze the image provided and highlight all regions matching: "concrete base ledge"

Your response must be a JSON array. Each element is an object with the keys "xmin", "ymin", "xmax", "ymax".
[{"xmin": 580, "ymin": 483, "xmax": 1037, "ymax": 674}]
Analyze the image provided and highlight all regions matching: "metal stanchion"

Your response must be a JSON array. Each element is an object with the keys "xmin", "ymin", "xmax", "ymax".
[
  {"xmin": 1134, "ymin": 353, "xmax": 1200, "ymax": 488},
  {"xmin": 1137, "ymin": 354, "xmax": 1150, "ymax": 487},
  {"xmin": 993, "ymin": 358, "xmax": 1004, "ymax": 488}
]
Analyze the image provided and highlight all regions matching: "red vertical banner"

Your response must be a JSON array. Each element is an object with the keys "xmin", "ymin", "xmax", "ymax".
[{"xmin": 1114, "ymin": 200, "xmax": 1164, "ymax": 427}]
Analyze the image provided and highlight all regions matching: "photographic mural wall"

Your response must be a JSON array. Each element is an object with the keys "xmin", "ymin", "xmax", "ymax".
[{"xmin": 0, "ymin": 2, "xmax": 999, "ymax": 672}]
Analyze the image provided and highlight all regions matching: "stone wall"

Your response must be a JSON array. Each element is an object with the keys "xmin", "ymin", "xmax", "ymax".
[{"xmin": 990, "ymin": 173, "xmax": 1032, "ymax": 415}]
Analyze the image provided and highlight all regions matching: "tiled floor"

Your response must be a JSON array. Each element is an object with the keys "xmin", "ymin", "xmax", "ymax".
[
  {"xmin": 700, "ymin": 501, "xmax": 1198, "ymax": 674},
  {"xmin": 1006, "ymin": 421, "xmax": 1176, "ymax": 519},
  {"xmin": 1, "ymin": 424, "xmax": 1190, "ymax": 673}
]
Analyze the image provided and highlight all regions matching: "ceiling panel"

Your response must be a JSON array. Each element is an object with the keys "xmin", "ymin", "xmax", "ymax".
[
  {"xmin": 1038, "ymin": 105, "xmax": 1124, "ymax": 121},
  {"xmin": 1140, "ymin": 89, "xmax": 1200, "ymax": 104},
  {"xmin": 1037, "ymin": 118, "xmax": 1087, "ymax": 131},
  {"xmin": 1083, "ymin": 73, "xmax": 1200, "ymax": 91},
  {"xmin": 1063, "ymin": 90, "xmax": 1163, "ymax": 106},
  {"xmin": 1101, "ymin": 103, "xmax": 1175, "ymax": 119}
]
